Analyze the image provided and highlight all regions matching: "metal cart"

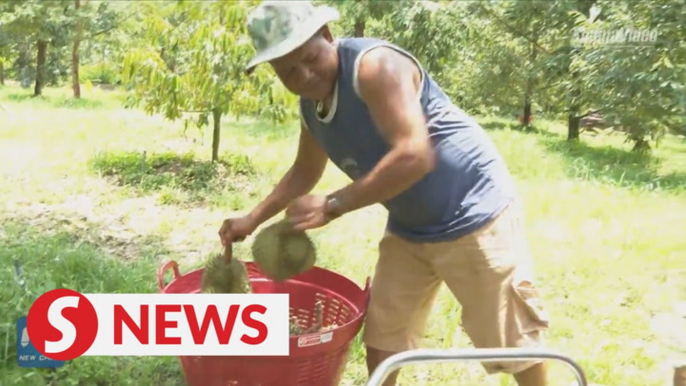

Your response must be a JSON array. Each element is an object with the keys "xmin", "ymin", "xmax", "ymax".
[{"xmin": 365, "ymin": 347, "xmax": 588, "ymax": 386}]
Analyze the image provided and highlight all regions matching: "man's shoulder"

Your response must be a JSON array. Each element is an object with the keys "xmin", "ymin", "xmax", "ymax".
[
  {"xmin": 336, "ymin": 36, "xmax": 392, "ymax": 52},
  {"xmin": 340, "ymin": 38, "xmax": 419, "ymax": 73}
]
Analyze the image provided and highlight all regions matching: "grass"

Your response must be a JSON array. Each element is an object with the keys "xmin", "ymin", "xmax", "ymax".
[
  {"xmin": 89, "ymin": 150, "xmax": 259, "ymax": 206},
  {"xmin": 1, "ymin": 82, "xmax": 685, "ymax": 386},
  {"xmin": 1, "ymin": 221, "xmax": 183, "ymax": 386}
]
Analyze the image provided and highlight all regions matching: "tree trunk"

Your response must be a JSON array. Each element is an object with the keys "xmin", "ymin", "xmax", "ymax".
[
  {"xmin": 212, "ymin": 108, "xmax": 221, "ymax": 162},
  {"xmin": 34, "ymin": 40, "xmax": 48, "ymax": 97},
  {"xmin": 567, "ymin": 0, "xmax": 596, "ymax": 141},
  {"xmin": 0, "ymin": 61, "xmax": 4, "ymax": 85},
  {"xmin": 568, "ymin": 109, "xmax": 580, "ymax": 140},
  {"xmin": 354, "ymin": 19, "xmax": 365, "ymax": 37},
  {"xmin": 566, "ymin": 57, "xmax": 582, "ymax": 140},
  {"xmin": 523, "ymin": 38, "xmax": 538, "ymax": 128},
  {"xmin": 72, "ymin": 0, "xmax": 82, "ymax": 98},
  {"xmin": 72, "ymin": 40, "xmax": 81, "ymax": 98},
  {"xmin": 631, "ymin": 136, "xmax": 650, "ymax": 152},
  {"xmin": 523, "ymin": 100, "xmax": 532, "ymax": 127}
]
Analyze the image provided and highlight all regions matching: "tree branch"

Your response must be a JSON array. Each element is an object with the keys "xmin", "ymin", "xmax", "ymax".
[
  {"xmin": 578, "ymin": 109, "xmax": 601, "ymax": 119},
  {"xmin": 83, "ymin": 10, "xmax": 137, "ymax": 41},
  {"xmin": 477, "ymin": 4, "xmax": 553, "ymax": 55}
]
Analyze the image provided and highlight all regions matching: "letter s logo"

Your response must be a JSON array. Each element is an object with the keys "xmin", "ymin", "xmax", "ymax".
[
  {"xmin": 27, "ymin": 289, "xmax": 98, "ymax": 361},
  {"xmin": 241, "ymin": 304, "xmax": 268, "ymax": 345}
]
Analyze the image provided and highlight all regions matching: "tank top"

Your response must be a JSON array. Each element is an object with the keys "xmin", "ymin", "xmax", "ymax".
[{"xmin": 299, "ymin": 37, "xmax": 518, "ymax": 243}]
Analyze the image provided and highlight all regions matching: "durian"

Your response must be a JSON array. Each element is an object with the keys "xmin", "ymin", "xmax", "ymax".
[
  {"xmin": 200, "ymin": 252, "xmax": 252, "ymax": 294},
  {"xmin": 303, "ymin": 300, "xmax": 324, "ymax": 334},
  {"xmin": 288, "ymin": 300, "xmax": 335, "ymax": 336},
  {"xmin": 289, "ymin": 316, "xmax": 306, "ymax": 335},
  {"xmin": 251, "ymin": 219, "xmax": 316, "ymax": 282}
]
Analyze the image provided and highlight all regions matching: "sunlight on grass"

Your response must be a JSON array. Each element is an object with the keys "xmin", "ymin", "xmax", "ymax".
[
  {"xmin": 89, "ymin": 150, "xmax": 259, "ymax": 206},
  {"xmin": 1, "ymin": 83, "xmax": 685, "ymax": 386}
]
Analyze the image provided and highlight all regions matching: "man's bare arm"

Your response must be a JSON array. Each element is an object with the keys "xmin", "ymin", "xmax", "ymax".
[
  {"xmin": 248, "ymin": 121, "xmax": 328, "ymax": 225},
  {"xmin": 328, "ymin": 48, "xmax": 435, "ymax": 215}
]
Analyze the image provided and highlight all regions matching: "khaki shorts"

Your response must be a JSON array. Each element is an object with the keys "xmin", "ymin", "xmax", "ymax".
[{"xmin": 362, "ymin": 200, "xmax": 550, "ymax": 374}]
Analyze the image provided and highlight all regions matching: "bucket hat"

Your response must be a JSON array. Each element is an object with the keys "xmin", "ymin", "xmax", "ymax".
[{"xmin": 245, "ymin": 1, "xmax": 339, "ymax": 74}]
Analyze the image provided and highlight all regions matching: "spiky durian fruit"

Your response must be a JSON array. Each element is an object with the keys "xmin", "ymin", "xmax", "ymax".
[
  {"xmin": 200, "ymin": 254, "xmax": 252, "ymax": 294},
  {"xmin": 303, "ymin": 300, "xmax": 324, "ymax": 334},
  {"xmin": 251, "ymin": 219, "xmax": 316, "ymax": 282},
  {"xmin": 288, "ymin": 300, "xmax": 338, "ymax": 336},
  {"xmin": 289, "ymin": 316, "xmax": 305, "ymax": 335}
]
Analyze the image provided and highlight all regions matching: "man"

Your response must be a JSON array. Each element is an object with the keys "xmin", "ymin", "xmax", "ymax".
[{"xmin": 219, "ymin": 2, "xmax": 551, "ymax": 385}]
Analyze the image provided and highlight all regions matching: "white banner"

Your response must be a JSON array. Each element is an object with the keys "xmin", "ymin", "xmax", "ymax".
[{"xmin": 26, "ymin": 290, "xmax": 290, "ymax": 360}]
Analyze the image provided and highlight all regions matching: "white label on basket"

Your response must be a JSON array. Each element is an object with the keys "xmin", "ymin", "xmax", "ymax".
[
  {"xmin": 297, "ymin": 331, "xmax": 333, "ymax": 347},
  {"xmin": 320, "ymin": 331, "xmax": 333, "ymax": 343}
]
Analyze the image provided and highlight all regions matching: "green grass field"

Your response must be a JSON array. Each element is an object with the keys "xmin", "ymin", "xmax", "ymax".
[{"xmin": 1, "ymin": 83, "xmax": 685, "ymax": 386}]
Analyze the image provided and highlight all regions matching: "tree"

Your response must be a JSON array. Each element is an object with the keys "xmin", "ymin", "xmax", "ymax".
[
  {"xmin": 331, "ymin": 1, "xmax": 468, "ymax": 106},
  {"xmin": 0, "ymin": 0, "xmax": 73, "ymax": 96},
  {"xmin": 68, "ymin": 0, "xmax": 128, "ymax": 98},
  {"xmin": 570, "ymin": 0, "xmax": 685, "ymax": 150},
  {"xmin": 383, "ymin": 2, "xmax": 465, "ymax": 89},
  {"xmin": 0, "ymin": 19, "xmax": 12, "ymax": 86},
  {"xmin": 0, "ymin": 0, "xmax": 122, "ymax": 97},
  {"xmin": 564, "ymin": 0, "xmax": 597, "ymax": 141},
  {"xmin": 322, "ymin": 0, "xmax": 408, "ymax": 38},
  {"xmin": 71, "ymin": 0, "xmax": 82, "ymax": 97},
  {"xmin": 122, "ymin": 0, "xmax": 294, "ymax": 162},
  {"xmin": 463, "ymin": 1, "xmax": 589, "ymax": 129}
]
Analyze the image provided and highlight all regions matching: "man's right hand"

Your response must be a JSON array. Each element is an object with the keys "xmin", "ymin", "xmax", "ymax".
[{"xmin": 218, "ymin": 216, "xmax": 257, "ymax": 246}]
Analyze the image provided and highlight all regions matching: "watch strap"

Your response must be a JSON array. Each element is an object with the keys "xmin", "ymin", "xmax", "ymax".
[{"xmin": 325, "ymin": 195, "xmax": 343, "ymax": 219}]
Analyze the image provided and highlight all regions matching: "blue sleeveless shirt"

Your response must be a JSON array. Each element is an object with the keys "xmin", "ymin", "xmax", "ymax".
[{"xmin": 300, "ymin": 37, "xmax": 518, "ymax": 243}]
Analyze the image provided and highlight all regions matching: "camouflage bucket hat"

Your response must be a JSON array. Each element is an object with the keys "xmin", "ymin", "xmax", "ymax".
[{"xmin": 245, "ymin": 1, "xmax": 339, "ymax": 73}]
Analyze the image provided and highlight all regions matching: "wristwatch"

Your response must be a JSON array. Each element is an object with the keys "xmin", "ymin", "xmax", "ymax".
[{"xmin": 325, "ymin": 194, "xmax": 343, "ymax": 219}]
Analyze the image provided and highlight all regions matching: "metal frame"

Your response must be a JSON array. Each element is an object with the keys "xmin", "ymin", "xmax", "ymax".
[{"xmin": 365, "ymin": 348, "xmax": 587, "ymax": 386}]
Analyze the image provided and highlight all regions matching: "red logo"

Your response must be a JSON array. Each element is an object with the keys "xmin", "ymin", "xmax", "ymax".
[{"xmin": 27, "ymin": 289, "xmax": 98, "ymax": 360}]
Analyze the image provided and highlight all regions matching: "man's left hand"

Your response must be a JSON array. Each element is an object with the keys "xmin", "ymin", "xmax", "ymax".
[{"xmin": 285, "ymin": 194, "xmax": 332, "ymax": 231}]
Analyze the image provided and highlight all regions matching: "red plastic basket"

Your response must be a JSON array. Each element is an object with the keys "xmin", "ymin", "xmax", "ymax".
[{"xmin": 157, "ymin": 260, "xmax": 371, "ymax": 386}]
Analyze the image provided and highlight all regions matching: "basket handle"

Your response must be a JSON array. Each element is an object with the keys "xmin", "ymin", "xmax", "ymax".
[
  {"xmin": 363, "ymin": 276, "xmax": 371, "ymax": 292},
  {"xmin": 157, "ymin": 260, "xmax": 181, "ymax": 291},
  {"xmin": 362, "ymin": 276, "xmax": 372, "ymax": 309}
]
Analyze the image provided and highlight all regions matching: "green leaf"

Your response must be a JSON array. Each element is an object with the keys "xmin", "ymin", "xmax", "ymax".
[{"xmin": 663, "ymin": 56, "xmax": 674, "ymax": 69}]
